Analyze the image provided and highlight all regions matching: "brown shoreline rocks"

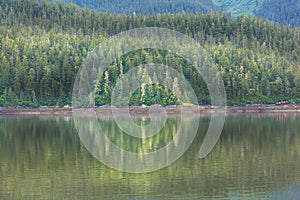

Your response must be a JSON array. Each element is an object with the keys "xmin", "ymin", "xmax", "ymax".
[{"xmin": 1, "ymin": 104, "xmax": 300, "ymax": 116}]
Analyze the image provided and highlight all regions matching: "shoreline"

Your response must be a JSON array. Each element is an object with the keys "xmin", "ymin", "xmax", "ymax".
[{"xmin": 1, "ymin": 104, "xmax": 300, "ymax": 116}]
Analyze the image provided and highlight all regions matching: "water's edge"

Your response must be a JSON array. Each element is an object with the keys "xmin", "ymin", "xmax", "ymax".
[{"xmin": 1, "ymin": 105, "xmax": 300, "ymax": 116}]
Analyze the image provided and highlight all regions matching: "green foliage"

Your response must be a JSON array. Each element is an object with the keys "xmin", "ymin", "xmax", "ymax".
[
  {"xmin": 0, "ymin": 0, "xmax": 299, "ymax": 106},
  {"xmin": 213, "ymin": 0, "xmax": 264, "ymax": 17},
  {"xmin": 255, "ymin": 0, "xmax": 300, "ymax": 27},
  {"xmin": 51, "ymin": 0, "xmax": 219, "ymax": 15},
  {"xmin": 56, "ymin": 0, "xmax": 299, "ymax": 27},
  {"xmin": 0, "ymin": 95, "xmax": 5, "ymax": 106},
  {"xmin": 214, "ymin": 0, "xmax": 299, "ymax": 27},
  {"xmin": 127, "ymin": 85, "xmax": 179, "ymax": 106}
]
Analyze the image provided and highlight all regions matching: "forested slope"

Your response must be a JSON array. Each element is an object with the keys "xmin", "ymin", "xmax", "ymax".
[
  {"xmin": 51, "ymin": 0, "xmax": 219, "ymax": 15},
  {"xmin": 0, "ymin": 0, "xmax": 299, "ymax": 106},
  {"xmin": 215, "ymin": 0, "xmax": 300, "ymax": 27},
  {"xmin": 213, "ymin": 0, "xmax": 264, "ymax": 17},
  {"xmin": 56, "ymin": 0, "xmax": 300, "ymax": 27},
  {"xmin": 255, "ymin": 0, "xmax": 300, "ymax": 27}
]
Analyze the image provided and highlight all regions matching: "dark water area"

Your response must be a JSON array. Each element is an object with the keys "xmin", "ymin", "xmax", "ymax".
[{"xmin": 0, "ymin": 114, "xmax": 299, "ymax": 199}]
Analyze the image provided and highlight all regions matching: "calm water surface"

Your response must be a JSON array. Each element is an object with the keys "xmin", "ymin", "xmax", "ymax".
[{"xmin": 0, "ymin": 114, "xmax": 300, "ymax": 199}]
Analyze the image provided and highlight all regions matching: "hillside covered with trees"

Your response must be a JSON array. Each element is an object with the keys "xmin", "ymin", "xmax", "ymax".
[
  {"xmin": 56, "ymin": 0, "xmax": 300, "ymax": 27},
  {"xmin": 0, "ymin": 0, "xmax": 299, "ymax": 106},
  {"xmin": 254, "ymin": 0, "xmax": 300, "ymax": 27},
  {"xmin": 215, "ymin": 0, "xmax": 300, "ymax": 27},
  {"xmin": 51, "ymin": 0, "xmax": 219, "ymax": 15},
  {"xmin": 213, "ymin": 0, "xmax": 264, "ymax": 17}
]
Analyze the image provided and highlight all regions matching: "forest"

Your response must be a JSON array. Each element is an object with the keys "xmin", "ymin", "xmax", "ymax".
[
  {"xmin": 50, "ymin": 0, "xmax": 218, "ymax": 15},
  {"xmin": 254, "ymin": 0, "xmax": 300, "ymax": 28},
  {"xmin": 0, "ymin": 0, "xmax": 299, "ymax": 106},
  {"xmin": 55, "ymin": 0, "xmax": 300, "ymax": 27}
]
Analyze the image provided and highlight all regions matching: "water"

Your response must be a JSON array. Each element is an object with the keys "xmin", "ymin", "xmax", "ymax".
[{"xmin": 0, "ymin": 114, "xmax": 300, "ymax": 199}]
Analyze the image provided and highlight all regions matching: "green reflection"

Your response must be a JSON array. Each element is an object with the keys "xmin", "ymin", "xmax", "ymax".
[
  {"xmin": 99, "ymin": 117, "xmax": 180, "ymax": 153},
  {"xmin": 0, "ymin": 114, "xmax": 299, "ymax": 199}
]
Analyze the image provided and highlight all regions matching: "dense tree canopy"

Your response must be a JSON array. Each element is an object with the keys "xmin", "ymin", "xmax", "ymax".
[
  {"xmin": 255, "ymin": 0, "xmax": 300, "ymax": 27},
  {"xmin": 51, "ymin": 0, "xmax": 219, "ymax": 15},
  {"xmin": 0, "ymin": 0, "xmax": 299, "ymax": 106},
  {"xmin": 213, "ymin": 0, "xmax": 264, "ymax": 17},
  {"xmin": 55, "ymin": 0, "xmax": 300, "ymax": 27}
]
